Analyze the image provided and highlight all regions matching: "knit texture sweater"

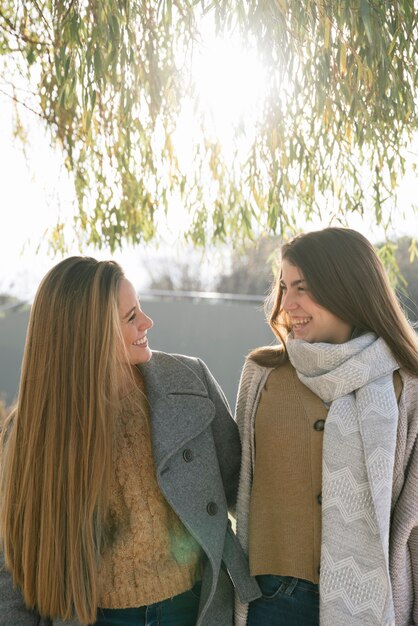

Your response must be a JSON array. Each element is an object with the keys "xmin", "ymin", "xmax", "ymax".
[
  {"xmin": 249, "ymin": 360, "xmax": 326, "ymax": 583},
  {"xmin": 249, "ymin": 362, "xmax": 404, "ymax": 587},
  {"xmin": 98, "ymin": 383, "xmax": 202, "ymax": 608},
  {"xmin": 235, "ymin": 357, "xmax": 418, "ymax": 626}
]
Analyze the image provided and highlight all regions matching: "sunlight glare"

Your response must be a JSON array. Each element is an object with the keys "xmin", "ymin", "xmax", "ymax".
[{"xmin": 192, "ymin": 32, "xmax": 267, "ymax": 144}]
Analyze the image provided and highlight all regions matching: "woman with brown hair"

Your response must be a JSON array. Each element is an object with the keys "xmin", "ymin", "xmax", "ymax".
[
  {"xmin": 0, "ymin": 256, "xmax": 259, "ymax": 626},
  {"xmin": 234, "ymin": 227, "xmax": 418, "ymax": 626}
]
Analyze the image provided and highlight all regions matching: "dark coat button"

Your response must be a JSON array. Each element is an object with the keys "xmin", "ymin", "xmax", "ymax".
[
  {"xmin": 314, "ymin": 419, "xmax": 325, "ymax": 431},
  {"xmin": 206, "ymin": 501, "xmax": 218, "ymax": 516},
  {"xmin": 182, "ymin": 448, "xmax": 193, "ymax": 462},
  {"xmin": 317, "ymin": 493, "xmax": 322, "ymax": 505}
]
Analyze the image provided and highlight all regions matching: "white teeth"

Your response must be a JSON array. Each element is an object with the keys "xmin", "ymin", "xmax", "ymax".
[
  {"xmin": 292, "ymin": 318, "xmax": 311, "ymax": 326},
  {"xmin": 133, "ymin": 336, "xmax": 147, "ymax": 346}
]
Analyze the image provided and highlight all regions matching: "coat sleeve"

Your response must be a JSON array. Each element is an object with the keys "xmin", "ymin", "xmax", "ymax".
[
  {"xmin": 235, "ymin": 359, "xmax": 254, "ymax": 443},
  {"xmin": 404, "ymin": 434, "xmax": 418, "ymax": 626},
  {"xmin": 410, "ymin": 526, "xmax": 418, "ymax": 626},
  {"xmin": 404, "ymin": 380, "xmax": 418, "ymax": 626},
  {"xmin": 195, "ymin": 358, "xmax": 241, "ymax": 512},
  {"xmin": 405, "ymin": 434, "xmax": 418, "ymax": 626},
  {"xmin": 390, "ymin": 373, "xmax": 418, "ymax": 626}
]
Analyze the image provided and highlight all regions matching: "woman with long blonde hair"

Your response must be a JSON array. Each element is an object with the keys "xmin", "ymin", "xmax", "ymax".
[
  {"xmin": 0, "ymin": 256, "xmax": 259, "ymax": 626},
  {"xmin": 234, "ymin": 227, "xmax": 418, "ymax": 626}
]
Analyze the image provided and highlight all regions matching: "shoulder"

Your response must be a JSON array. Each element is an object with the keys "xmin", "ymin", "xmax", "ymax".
[
  {"xmin": 236, "ymin": 357, "xmax": 274, "ymax": 410},
  {"xmin": 241, "ymin": 356, "xmax": 270, "ymax": 379},
  {"xmin": 141, "ymin": 350, "xmax": 214, "ymax": 396},
  {"xmin": 398, "ymin": 369, "xmax": 418, "ymax": 425},
  {"xmin": 240, "ymin": 352, "xmax": 289, "ymax": 384},
  {"xmin": 237, "ymin": 354, "xmax": 292, "ymax": 412},
  {"xmin": 398, "ymin": 369, "xmax": 418, "ymax": 407},
  {"xmin": 148, "ymin": 350, "xmax": 205, "ymax": 378},
  {"xmin": 394, "ymin": 370, "xmax": 418, "ymax": 465}
]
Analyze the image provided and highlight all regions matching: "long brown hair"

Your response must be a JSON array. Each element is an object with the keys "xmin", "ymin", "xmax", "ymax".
[
  {"xmin": 0, "ymin": 256, "xmax": 127, "ymax": 624},
  {"xmin": 251, "ymin": 227, "xmax": 418, "ymax": 374}
]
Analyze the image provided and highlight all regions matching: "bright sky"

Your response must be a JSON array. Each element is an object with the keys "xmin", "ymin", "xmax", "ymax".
[
  {"xmin": 1, "ymin": 24, "xmax": 417, "ymax": 302},
  {"xmin": 0, "ymin": 91, "xmax": 155, "ymax": 300}
]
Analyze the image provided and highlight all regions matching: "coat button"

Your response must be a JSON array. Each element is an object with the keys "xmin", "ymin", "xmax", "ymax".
[
  {"xmin": 317, "ymin": 493, "xmax": 322, "ymax": 505},
  {"xmin": 206, "ymin": 502, "xmax": 218, "ymax": 516},
  {"xmin": 182, "ymin": 448, "xmax": 193, "ymax": 462},
  {"xmin": 314, "ymin": 419, "xmax": 325, "ymax": 431}
]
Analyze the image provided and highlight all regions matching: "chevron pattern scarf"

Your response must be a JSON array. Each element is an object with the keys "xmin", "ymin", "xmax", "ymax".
[{"xmin": 286, "ymin": 333, "xmax": 399, "ymax": 626}]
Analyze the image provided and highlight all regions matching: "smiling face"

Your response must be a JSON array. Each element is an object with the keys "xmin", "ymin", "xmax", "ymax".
[
  {"xmin": 118, "ymin": 278, "xmax": 153, "ymax": 364},
  {"xmin": 280, "ymin": 259, "xmax": 352, "ymax": 344}
]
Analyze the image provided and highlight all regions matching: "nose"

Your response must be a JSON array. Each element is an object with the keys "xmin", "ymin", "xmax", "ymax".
[
  {"xmin": 138, "ymin": 310, "xmax": 153, "ymax": 330},
  {"xmin": 282, "ymin": 290, "xmax": 297, "ymax": 312}
]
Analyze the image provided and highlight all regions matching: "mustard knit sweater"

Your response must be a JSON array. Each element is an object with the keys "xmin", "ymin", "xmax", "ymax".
[{"xmin": 98, "ymin": 384, "xmax": 202, "ymax": 608}]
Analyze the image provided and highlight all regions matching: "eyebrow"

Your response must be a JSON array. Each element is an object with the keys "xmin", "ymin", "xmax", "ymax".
[{"xmin": 280, "ymin": 278, "xmax": 306, "ymax": 287}]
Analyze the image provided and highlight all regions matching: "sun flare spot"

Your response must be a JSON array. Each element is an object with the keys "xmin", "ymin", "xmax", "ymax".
[{"xmin": 191, "ymin": 32, "xmax": 267, "ymax": 143}]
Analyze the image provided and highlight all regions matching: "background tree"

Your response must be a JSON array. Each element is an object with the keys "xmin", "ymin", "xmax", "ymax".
[
  {"xmin": 214, "ymin": 237, "xmax": 278, "ymax": 296},
  {"xmin": 0, "ymin": 1, "xmax": 417, "ymax": 251},
  {"xmin": 395, "ymin": 236, "xmax": 418, "ymax": 321},
  {"xmin": 146, "ymin": 255, "xmax": 209, "ymax": 292},
  {"xmin": 147, "ymin": 235, "xmax": 418, "ymax": 322}
]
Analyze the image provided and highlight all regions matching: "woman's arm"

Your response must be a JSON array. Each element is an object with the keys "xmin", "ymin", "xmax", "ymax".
[
  {"xmin": 391, "ymin": 372, "xmax": 418, "ymax": 625},
  {"xmin": 410, "ymin": 527, "xmax": 418, "ymax": 626}
]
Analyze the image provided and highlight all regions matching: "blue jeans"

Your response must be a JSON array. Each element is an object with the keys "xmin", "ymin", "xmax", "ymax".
[
  {"xmin": 92, "ymin": 581, "xmax": 201, "ymax": 626},
  {"xmin": 248, "ymin": 575, "xmax": 319, "ymax": 626}
]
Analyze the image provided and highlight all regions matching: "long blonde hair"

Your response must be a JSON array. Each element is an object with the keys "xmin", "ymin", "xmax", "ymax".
[
  {"xmin": 0, "ymin": 256, "xmax": 126, "ymax": 624},
  {"xmin": 251, "ymin": 228, "xmax": 418, "ymax": 374}
]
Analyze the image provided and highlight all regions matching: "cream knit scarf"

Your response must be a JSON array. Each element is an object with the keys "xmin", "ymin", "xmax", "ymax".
[{"xmin": 286, "ymin": 333, "xmax": 399, "ymax": 626}]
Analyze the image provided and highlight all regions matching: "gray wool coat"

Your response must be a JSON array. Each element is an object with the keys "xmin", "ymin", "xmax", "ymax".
[{"xmin": 0, "ymin": 351, "xmax": 260, "ymax": 626}]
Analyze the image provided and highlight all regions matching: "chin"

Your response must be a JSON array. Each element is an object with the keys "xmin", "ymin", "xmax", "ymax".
[{"xmin": 132, "ymin": 350, "xmax": 152, "ymax": 364}]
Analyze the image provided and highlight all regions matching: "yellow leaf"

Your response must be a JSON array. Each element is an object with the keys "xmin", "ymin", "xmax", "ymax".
[
  {"xmin": 356, "ymin": 61, "xmax": 363, "ymax": 88},
  {"xmin": 339, "ymin": 43, "xmax": 347, "ymax": 75},
  {"xmin": 270, "ymin": 128, "xmax": 279, "ymax": 151},
  {"xmin": 275, "ymin": 0, "xmax": 287, "ymax": 14},
  {"xmin": 324, "ymin": 16, "xmax": 331, "ymax": 49},
  {"xmin": 345, "ymin": 123, "xmax": 352, "ymax": 144}
]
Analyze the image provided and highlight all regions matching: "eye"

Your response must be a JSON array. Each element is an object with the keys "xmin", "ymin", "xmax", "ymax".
[
  {"xmin": 297, "ymin": 285, "xmax": 306, "ymax": 292},
  {"xmin": 128, "ymin": 312, "xmax": 136, "ymax": 323},
  {"xmin": 280, "ymin": 282, "xmax": 287, "ymax": 291}
]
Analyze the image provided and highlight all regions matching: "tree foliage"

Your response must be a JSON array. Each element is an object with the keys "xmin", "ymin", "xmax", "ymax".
[
  {"xmin": 147, "ymin": 235, "xmax": 418, "ymax": 322},
  {"xmin": 1, "ymin": 1, "xmax": 417, "ymax": 250}
]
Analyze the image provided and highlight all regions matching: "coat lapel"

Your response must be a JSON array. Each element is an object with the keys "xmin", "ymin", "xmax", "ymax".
[{"xmin": 139, "ymin": 352, "xmax": 216, "ymax": 470}]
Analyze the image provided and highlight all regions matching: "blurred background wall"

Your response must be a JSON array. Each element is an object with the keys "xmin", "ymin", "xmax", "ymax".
[{"xmin": 0, "ymin": 293, "xmax": 273, "ymax": 411}]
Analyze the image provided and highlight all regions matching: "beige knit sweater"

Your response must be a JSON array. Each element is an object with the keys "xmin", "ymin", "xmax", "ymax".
[
  {"xmin": 248, "ymin": 360, "xmax": 326, "ymax": 583},
  {"xmin": 98, "ymin": 385, "xmax": 202, "ymax": 608},
  {"xmin": 235, "ymin": 357, "xmax": 418, "ymax": 626}
]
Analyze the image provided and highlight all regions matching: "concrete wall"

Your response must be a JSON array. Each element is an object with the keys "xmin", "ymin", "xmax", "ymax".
[
  {"xmin": 0, "ymin": 297, "xmax": 274, "ymax": 409},
  {"xmin": 0, "ymin": 307, "xmax": 29, "ymax": 408}
]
